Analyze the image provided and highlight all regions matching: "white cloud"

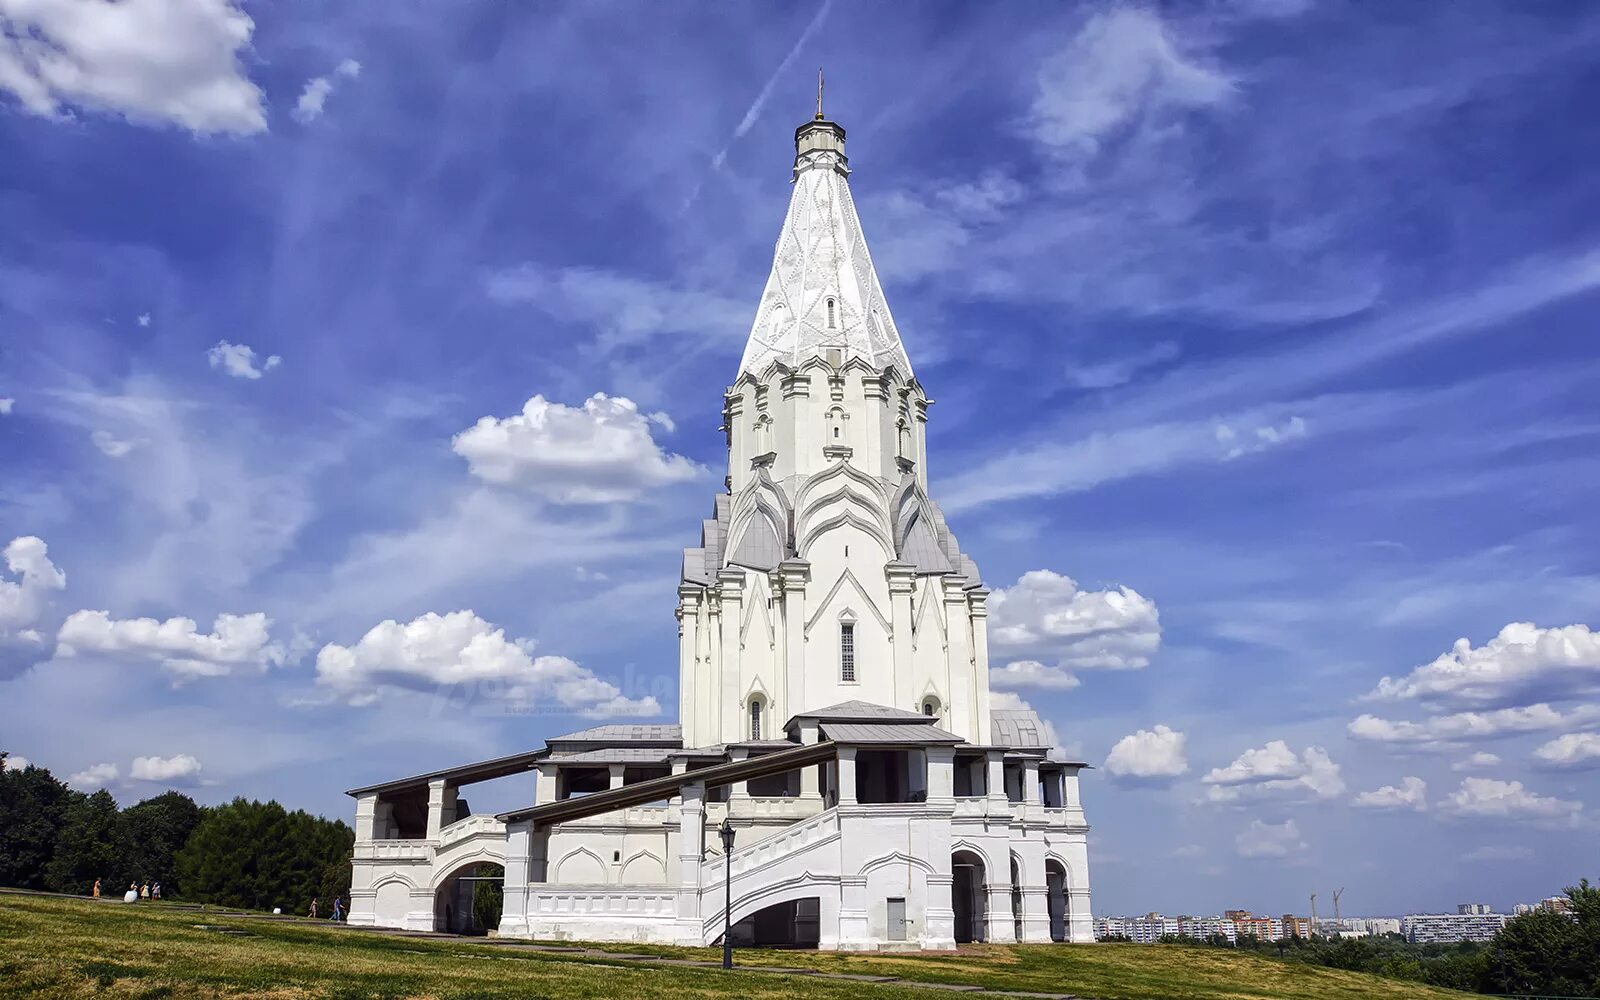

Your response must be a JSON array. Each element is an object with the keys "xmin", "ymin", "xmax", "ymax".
[
  {"xmin": 1202, "ymin": 741, "xmax": 1344, "ymax": 804},
  {"xmin": 1533, "ymin": 733, "xmax": 1600, "ymax": 770},
  {"xmin": 1352, "ymin": 776, "xmax": 1427, "ymax": 811},
  {"xmin": 207, "ymin": 341, "xmax": 281, "ymax": 379},
  {"xmin": 2, "ymin": 754, "xmax": 30, "ymax": 770},
  {"xmin": 56, "ymin": 609, "xmax": 291, "ymax": 680},
  {"xmin": 137, "ymin": 313, "xmax": 151, "ymax": 327},
  {"xmin": 1028, "ymin": 7, "xmax": 1234, "ymax": 159},
  {"xmin": 1439, "ymin": 777, "xmax": 1582, "ymax": 826},
  {"xmin": 452, "ymin": 393, "xmax": 703, "ymax": 503},
  {"xmin": 988, "ymin": 570, "xmax": 1160, "ymax": 670},
  {"xmin": 292, "ymin": 57, "xmax": 361, "ymax": 123},
  {"xmin": 0, "ymin": 0, "xmax": 265, "ymax": 134},
  {"xmin": 130, "ymin": 753, "xmax": 202, "ymax": 782},
  {"xmin": 1462, "ymin": 845, "xmax": 1533, "ymax": 862},
  {"xmin": 1216, "ymin": 415, "xmax": 1307, "ymax": 460},
  {"xmin": 1104, "ymin": 725, "xmax": 1189, "ymax": 783},
  {"xmin": 1, "ymin": 536, "xmax": 65, "ymax": 673},
  {"xmin": 91, "ymin": 429, "xmax": 136, "ymax": 457},
  {"xmin": 0, "ymin": 398, "xmax": 12, "ymax": 414},
  {"xmin": 990, "ymin": 659, "xmax": 1080, "ymax": 691},
  {"xmin": 1235, "ymin": 818, "xmax": 1306, "ymax": 858},
  {"xmin": 1366, "ymin": 622, "xmax": 1600, "ymax": 709},
  {"xmin": 68, "ymin": 762, "xmax": 118, "ymax": 790},
  {"xmin": 1348, "ymin": 703, "xmax": 1600, "ymax": 749},
  {"xmin": 315, "ymin": 610, "xmax": 659, "ymax": 717},
  {"xmin": 1453, "ymin": 751, "xmax": 1501, "ymax": 772}
]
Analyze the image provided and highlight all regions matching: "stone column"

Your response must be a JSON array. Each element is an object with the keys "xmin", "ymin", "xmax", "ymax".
[
  {"xmin": 353, "ymin": 792, "xmax": 378, "ymax": 842},
  {"xmin": 968, "ymin": 588, "xmax": 992, "ymax": 745},
  {"xmin": 717, "ymin": 569, "xmax": 745, "ymax": 744},
  {"xmin": 499, "ymin": 820, "xmax": 533, "ymax": 937},
  {"xmin": 985, "ymin": 750, "xmax": 1008, "ymax": 815},
  {"xmin": 425, "ymin": 779, "xmax": 456, "ymax": 840},
  {"xmin": 674, "ymin": 782, "xmax": 707, "ymax": 945},
  {"xmin": 836, "ymin": 746, "xmax": 858, "ymax": 805},
  {"xmin": 778, "ymin": 560, "xmax": 810, "ymax": 719},
  {"xmin": 942, "ymin": 578, "xmax": 974, "ymax": 740},
  {"xmin": 608, "ymin": 764, "xmax": 626, "ymax": 791},
  {"xmin": 726, "ymin": 748, "xmax": 750, "ymax": 805},
  {"xmin": 1022, "ymin": 759, "xmax": 1042, "ymax": 810},
  {"xmin": 926, "ymin": 747, "xmax": 956, "ymax": 805},
  {"xmin": 677, "ymin": 586, "xmax": 701, "ymax": 745},
  {"xmin": 535, "ymin": 763, "xmax": 558, "ymax": 806},
  {"xmin": 885, "ymin": 563, "xmax": 917, "ymax": 712}
]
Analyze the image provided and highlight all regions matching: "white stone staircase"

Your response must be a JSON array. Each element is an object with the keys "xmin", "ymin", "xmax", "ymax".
[{"xmin": 698, "ymin": 807, "xmax": 841, "ymax": 941}]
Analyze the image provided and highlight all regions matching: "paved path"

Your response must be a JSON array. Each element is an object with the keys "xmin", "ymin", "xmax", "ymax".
[{"xmin": 1, "ymin": 888, "xmax": 1092, "ymax": 999}]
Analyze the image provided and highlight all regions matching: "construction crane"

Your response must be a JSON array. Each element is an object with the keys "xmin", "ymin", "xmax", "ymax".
[
  {"xmin": 1333, "ymin": 888, "xmax": 1345, "ymax": 927},
  {"xmin": 1310, "ymin": 892, "xmax": 1318, "ymax": 938}
]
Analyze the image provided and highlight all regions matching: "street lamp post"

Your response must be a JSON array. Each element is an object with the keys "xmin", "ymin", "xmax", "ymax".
[{"xmin": 719, "ymin": 818, "xmax": 736, "ymax": 970}]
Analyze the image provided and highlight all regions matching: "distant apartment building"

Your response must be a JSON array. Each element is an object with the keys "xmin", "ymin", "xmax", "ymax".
[
  {"xmin": 1281, "ymin": 914, "xmax": 1312, "ymax": 938},
  {"xmin": 1458, "ymin": 903, "xmax": 1492, "ymax": 915},
  {"xmin": 1403, "ymin": 910, "xmax": 1509, "ymax": 943},
  {"xmin": 1346, "ymin": 917, "xmax": 1402, "ymax": 936}
]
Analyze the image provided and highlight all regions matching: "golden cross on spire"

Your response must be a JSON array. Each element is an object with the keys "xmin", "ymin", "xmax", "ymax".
[{"xmin": 816, "ymin": 67, "xmax": 825, "ymax": 120}]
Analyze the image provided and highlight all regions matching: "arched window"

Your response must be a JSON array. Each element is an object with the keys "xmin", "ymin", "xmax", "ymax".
[
  {"xmin": 922, "ymin": 697, "xmax": 942, "ymax": 723},
  {"xmin": 749, "ymin": 699, "xmax": 763, "ymax": 741},
  {"xmin": 839, "ymin": 621, "xmax": 856, "ymax": 682},
  {"xmin": 826, "ymin": 297, "xmax": 836, "ymax": 328}
]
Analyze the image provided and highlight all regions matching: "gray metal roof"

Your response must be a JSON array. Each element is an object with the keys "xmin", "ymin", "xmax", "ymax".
[
  {"xmin": 991, "ymin": 709, "xmax": 1049, "ymax": 749},
  {"xmin": 345, "ymin": 747, "xmax": 548, "ymax": 797},
  {"xmin": 788, "ymin": 700, "xmax": 931, "ymax": 723},
  {"xmin": 546, "ymin": 723, "xmax": 682, "ymax": 745},
  {"xmin": 554, "ymin": 747, "xmax": 676, "ymax": 765},
  {"xmin": 821, "ymin": 721, "xmax": 963, "ymax": 744}
]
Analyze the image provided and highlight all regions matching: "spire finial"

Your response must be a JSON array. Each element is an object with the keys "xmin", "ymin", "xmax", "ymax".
[{"xmin": 816, "ymin": 67, "xmax": 825, "ymax": 120}]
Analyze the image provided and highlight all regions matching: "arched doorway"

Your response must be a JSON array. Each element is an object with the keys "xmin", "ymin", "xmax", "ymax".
[
  {"xmin": 952, "ymin": 850, "xmax": 987, "ymax": 943},
  {"xmin": 434, "ymin": 862, "xmax": 504, "ymax": 935},
  {"xmin": 723, "ymin": 898, "xmax": 821, "ymax": 949},
  {"xmin": 1045, "ymin": 859, "xmax": 1068, "ymax": 942},
  {"xmin": 1010, "ymin": 854, "xmax": 1024, "ymax": 943}
]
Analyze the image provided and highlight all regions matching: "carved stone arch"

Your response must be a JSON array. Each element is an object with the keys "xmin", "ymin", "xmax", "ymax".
[
  {"xmin": 917, "ymin": 683, "xmax": 944, "ymax": 722},
  {"xmin": 553, "ymin": 846, "xmax": 608, "ymax": 885},
  {"xmin": 804, "ymin": 568, "xmax": 891, "ymax": 636},
  {"xmin": 796, "ymin": 484, "xmax": 893, "ymax": 545},
  {"xmin": 372, "ymin": 871, "xmax": 420, "ymax": 893},
  {"xmin": 794, "ymin": 459, "xmax": 888, "ymax": 512},
  {"xmin": 797, "ymin": 510, "xmax": 895, "ymax": 564},
  {"xmin": 430, "ymin": 847, "xmax": 505, "ymax": 892},
  {"xmin": 858, "ymin": 850, "xmax": 938, "ymax": 878},
  {"xmin": 620, "ymin": 849, "xmax": 669, "ymax": 885},
  {"xmin": 950, "ymin": 839, "xmax": 996, "ymax": 872},
  {"xmin": 1044, "ymin": 852, "xmax": 1074, "ymax": 883},
  {"xmin": 740, "ymin": 573, "xmax": 775, "ymax": 647}
]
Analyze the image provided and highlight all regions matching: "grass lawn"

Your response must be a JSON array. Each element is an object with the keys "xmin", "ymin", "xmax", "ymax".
[{"xmin": 0, "ymin": 893, "xmax": 1472, "ymax": 1000}]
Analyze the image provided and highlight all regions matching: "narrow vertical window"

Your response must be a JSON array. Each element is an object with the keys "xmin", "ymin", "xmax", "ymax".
[
  {"xmin": 840, "ymin": 622, "xmax": 856, "ymax": 682},
  {"xmin": 827, "ymin": 298, "xmax": 836, "ymax": 328},
  {"xmin": 750, "ymin": 700, "xmax": 762, "ymax": 741}
]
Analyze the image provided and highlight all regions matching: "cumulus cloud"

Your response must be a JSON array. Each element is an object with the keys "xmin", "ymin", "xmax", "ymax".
[
  {"xmin": 130, "ymin": 753, "xmax": 202, "ymax": 783},
  {"xmin": 0, "ymin": 0, "xmax": 265, "ymax": 133},
  {"xmin": 990, "ymin": 659, "xmax": 1080, "ymax": 691},
  {"xmin": 1236, "ymin": 818, "xmax": 1306, "ymax": 858},
  {"xmin": 1028, "ymin": 7, "xmax": 1233, "ymax": 160},
  {"xmin": 291, "ymin": 57, "xmax": 360, "ymax": 123},
  {"xmin": 56, "ymin": 609, "xmax": 292, "ymax": 680},
  {"xmin": 988, "ymin": 570, "xmax": 1161, "ymax": 670},
  {"xmin": 1202, "ymin": 741, "xmax": 1344, "ymax": 805},
  {"xmin": 0, "ymin": 536, "xmax": 66, "ymax": 673},
  {"xmin": 1439, "ymin": 777, "xmax": 1582, "ymax": 826},
  {"xmin": 68, "ymin": 762, "xmax": 118, "ymax": 790},
  {"xmin": 452, "ymin": 393, "xmax": 703, "ymax": 503},
  {"xmin": 315, "ymin": 610, "xmax": 659, "ymax": 717},
  {"xmin": 1104, "ymin": 725, "xmax": 1188, "ymax": 784},
  {"xmin": 207, "ymin": 341, "xmax": 281, "ymax": 379},
  {"xmin": 1366, "ymin": 622, "xmax": 1600, "ymax": 709},
  {"xmin": 0, "ymin": 398, "xmax": 12, "ymax": 414},
  {"xmin": 1353, "ymin": 776, "xmax": 1427, "ymax": 811},
  {"xmin": 1533, "ymin": 733, "xmax": 1600, "ymax": 770},
  {"xmin": 1453, "ymin": 751, "xmax": 1502, "ymax": 772},
  {"xmin": 1348, "ymin": 703, "xmax": 1600, "ymax": 749},
  {"xmin": 2, "ymin": 754, "xmax": 30, "ymax": 771}
]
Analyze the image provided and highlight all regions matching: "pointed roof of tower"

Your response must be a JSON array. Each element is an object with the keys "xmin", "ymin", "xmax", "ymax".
[{"xmin": 736, "ymin": 96, "xmax": 915, "ymax": 380}]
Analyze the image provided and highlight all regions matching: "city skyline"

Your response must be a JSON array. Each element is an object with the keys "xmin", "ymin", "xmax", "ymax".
[{"xmin": 3, "ymin": 1, "xmax": 1599, "ymax": 917}]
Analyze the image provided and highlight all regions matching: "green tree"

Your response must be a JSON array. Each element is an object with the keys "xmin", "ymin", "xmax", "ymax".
[
  {"xmin": 44, "ymin": 789, "xmax": 127, "ymax": 894},
  {"xmin": 0, "ymin": 756, "xmax": 74, "ymax": 889},
  {"xmin": 472, "ymin": 863, "xmax": 504, "ymax": 932},
  {"xmin": 122, "ymin": 791, "xmax": 203, "ymax": 897},
  {"xmin": 176, "ymin": 798, "xmax": 353, "ymax": 912},
  {"xmin": 1487, "ymin": 907, "xmax": 1588, "ymax": 995}
]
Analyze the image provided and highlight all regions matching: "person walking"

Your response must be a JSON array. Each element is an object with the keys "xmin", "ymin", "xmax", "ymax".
[
  {"xmin": 140, "ymin": 882, "xmax": 150, "ymax": 900},
  {"xmin": 124, "ymin": 883, "xmax": 138, "ymax": 903},
  {"xmin": 308, "ymin": 897, "xmax": 318, "ymax": 919},
  {"xmin": 92, "ymin": 879, "xmax": 101, "ymax": 898},
  {"xmin": 152, "ymin": 882, "xmax": 161, "ymax": 901},
  {"xmin": 330, "ymin": 896, "xmax": 343, "ymax": 922}
]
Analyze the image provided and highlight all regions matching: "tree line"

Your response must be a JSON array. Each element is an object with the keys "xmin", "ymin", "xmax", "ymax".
[
  {"xmin": 1142, "ymin": 879, "xmax": 1600, "ymax": 996},
  {"xmin": 0, "ymin": 752, "xmax": 352, "ymax": 912}
]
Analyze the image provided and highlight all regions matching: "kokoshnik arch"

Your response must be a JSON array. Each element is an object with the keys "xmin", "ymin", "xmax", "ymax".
[{"xmin": 345, "ymin": 96, "xmax": 1095, "ymax": 950}]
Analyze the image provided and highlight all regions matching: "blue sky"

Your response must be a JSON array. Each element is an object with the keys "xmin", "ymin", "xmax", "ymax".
[{"xmin": 3, "ymin": 0, "xmax": 1599, "ymax": 918}]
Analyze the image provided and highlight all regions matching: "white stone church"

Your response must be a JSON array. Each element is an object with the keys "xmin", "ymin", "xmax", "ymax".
[{"xmin": 346, "ymin": 102, "xmax": 1094, "ymax": 950}]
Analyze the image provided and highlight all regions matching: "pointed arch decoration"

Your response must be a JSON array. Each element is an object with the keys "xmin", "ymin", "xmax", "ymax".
[{"xmin": 804, "ymin": 568, "xmax": 891, "ymax": 636}]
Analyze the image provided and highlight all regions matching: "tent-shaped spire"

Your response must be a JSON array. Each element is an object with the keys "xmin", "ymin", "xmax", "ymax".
[{"xmin": 736, "ymin": 102, "xmax": 915, "ymax": 380}]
